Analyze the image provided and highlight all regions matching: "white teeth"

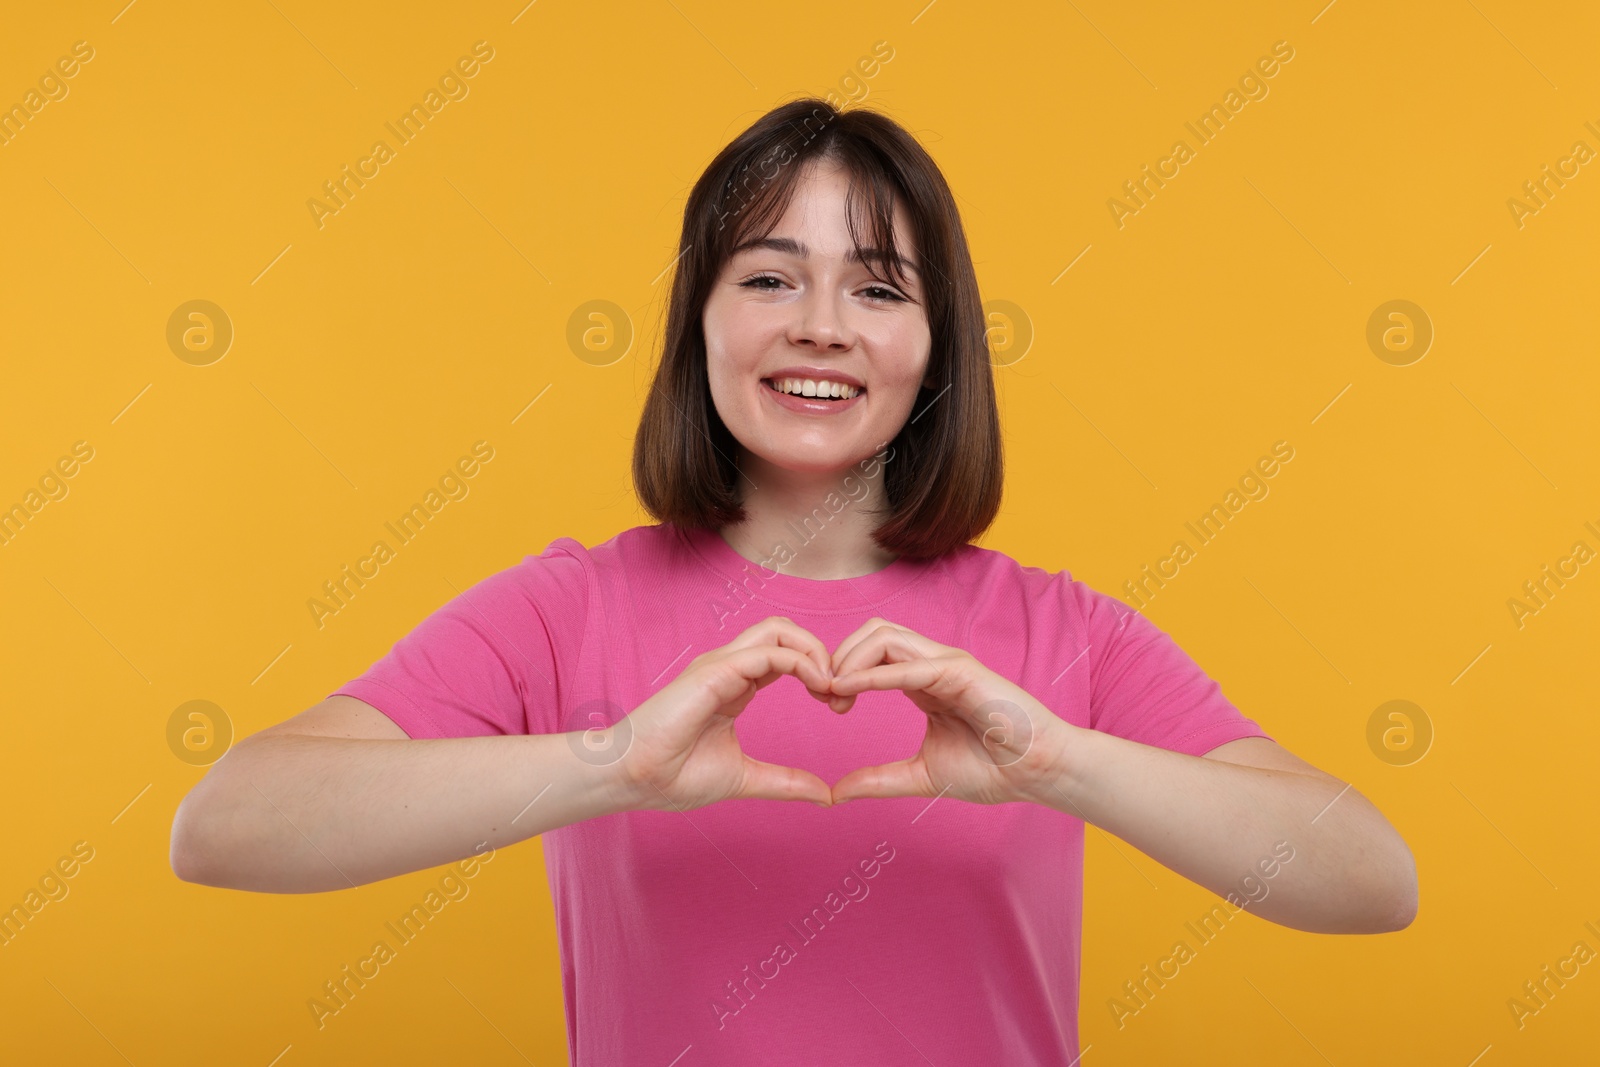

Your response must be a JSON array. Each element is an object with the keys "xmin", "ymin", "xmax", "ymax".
[{"xmin": 767, "ymin": 377, "xmax": 860, "ymax": 399}]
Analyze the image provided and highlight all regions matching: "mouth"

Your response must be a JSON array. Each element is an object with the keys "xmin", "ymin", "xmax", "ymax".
[
  {"xmin": 760, "ymin": 376, "xmax": 866, "ymax": 415},
  {"xmin": 760, "ymin": 378, "xmax": 865, "ymax": 402}
]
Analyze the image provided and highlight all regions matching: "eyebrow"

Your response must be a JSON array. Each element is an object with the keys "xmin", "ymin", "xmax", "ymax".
[{"xmin": 730, "ymin": 236, "xmax": 920, "ymax": 277}]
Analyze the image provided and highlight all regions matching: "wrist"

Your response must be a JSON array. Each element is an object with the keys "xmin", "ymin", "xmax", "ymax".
[
  {"xmin": 606, "ymin": 726, "xmax": 662, "ymax": 813},
  {"xmin": 1021, "ymin": 720, "xmax": 1097, "ymax": 813},
  {"xmin": 565, "ymin": 725, "xmax": 654, "ymax": 816}
]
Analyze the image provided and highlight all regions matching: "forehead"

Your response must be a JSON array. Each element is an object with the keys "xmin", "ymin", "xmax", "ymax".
[
  {"xmin": 727, "ymin": 162, "xmax": 919, "ymax": 272},
  {"xmin": 778, "ymin": 162, "xmax": 910, "ymax": 226}
]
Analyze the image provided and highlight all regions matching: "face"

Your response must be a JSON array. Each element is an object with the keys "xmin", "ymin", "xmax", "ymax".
[{"xmin": 702, "ymin": 160, "xmax": 933, "ymax": 478}]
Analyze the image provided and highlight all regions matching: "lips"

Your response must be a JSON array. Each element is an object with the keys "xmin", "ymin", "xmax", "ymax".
[
  {"xmin": 760, "ymin": 377, "xmax": 866, "ymax": 415},
  {"xmin": 761, "ymin": 366, "xmax": 867, "ymax": 390}
]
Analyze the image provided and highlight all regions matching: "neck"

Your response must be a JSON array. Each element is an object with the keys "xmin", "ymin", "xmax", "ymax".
[{"xmin": 719, "ymin": 451, "xmax": 898, "ymax": 580}]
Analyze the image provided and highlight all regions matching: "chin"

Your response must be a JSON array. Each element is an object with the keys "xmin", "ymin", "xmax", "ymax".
[{"xmin": 748, "ymin": 441, "xmax": 862, "ymax": 475}]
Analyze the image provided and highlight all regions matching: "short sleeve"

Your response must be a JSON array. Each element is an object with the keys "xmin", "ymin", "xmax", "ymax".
[
  {"xmin": 1074, "ymin": 580, "xmax": 1272, "ymax": 756},
  {"xmin": 328, "ymin": 543, "xmax": 588, "ymax": 739}
]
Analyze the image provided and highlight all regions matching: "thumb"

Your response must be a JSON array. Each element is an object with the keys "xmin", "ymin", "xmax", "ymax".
[
  {"xmin": 737, "ymin": 755, "xmax": 835, "ymax": 807},
  {"xmin": 831, "ymin": 757, "xmax": 932, "ymax": 804}
]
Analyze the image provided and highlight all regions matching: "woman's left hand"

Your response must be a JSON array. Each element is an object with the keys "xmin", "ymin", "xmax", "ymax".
[{"xmin": 824, "ymin": 618, "xmax": 1078, "ymax": 806}]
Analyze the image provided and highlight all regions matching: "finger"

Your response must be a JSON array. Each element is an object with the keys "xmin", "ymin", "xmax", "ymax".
[
  {"xmin": 829, "ymin": 660, "xmax": 946, "ymax": 697},
  {"xmin": 832, "ymin": 623, "xmax": 947, "ymax": 680},
  {"xmin": 828, "ymin": 616, "xmax": 907, "ymax": 674},
  {"xmin": 810, "ymin": 686, "xmax": 848, "ymax": 710},
  {"xmin": 728, "ymin": 616, "xmax": 833, "ymax": 688},
  {"xmin": 693, "ymin": 647, "xmax": 821, "ymax": 715},
  {"xmin": 831, "ymin": 756, "xmax": 934, "ymax": 803},
  {"xmin": 737, "ymin": 754, "xmax": 834, "ymax": 806},
  {"xmin": 725, "ymin": 645, "xmax": 833, "ymax": 700}
]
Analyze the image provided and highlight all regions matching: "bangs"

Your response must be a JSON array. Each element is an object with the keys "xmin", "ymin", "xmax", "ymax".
[{"xmin": 712, "ymin": 138, "xmax": 917, "ymax": 294}]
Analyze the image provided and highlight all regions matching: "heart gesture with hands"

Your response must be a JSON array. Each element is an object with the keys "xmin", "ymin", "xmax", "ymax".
[
  {"xmin": 824, "ymin": 617, "xmax": 1075, "ymax": 807},
  {"xmin": 609, "ymin": 616, "xmax": 840, "ymax": 813},
  {"xmin": 606, "ymin": 614, "xmax": 1076, "ymax": 813}
]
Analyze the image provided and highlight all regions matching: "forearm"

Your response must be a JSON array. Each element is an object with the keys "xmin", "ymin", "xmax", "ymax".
[
  {"xmin": 1039, "ymin": 726, "xmax": 1416, "ymax": 933},
  {"xmin": 172, "ymin": 730, "xmax": 636, "ymax": 893}
]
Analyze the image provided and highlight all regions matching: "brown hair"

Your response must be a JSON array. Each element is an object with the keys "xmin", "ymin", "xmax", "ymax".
[{"xmin": 631, "ymin": 96, "xmax": 1002, "ymax": 559}]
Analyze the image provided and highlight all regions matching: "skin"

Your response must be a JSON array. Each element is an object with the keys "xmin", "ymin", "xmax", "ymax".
[
  {"xmin": 703, "ymin": 157, "xmax": 932, "ymax": 582},
  {"xmin": 690, "ymin": 157, "xmax": 1419, "ymax": 935}
]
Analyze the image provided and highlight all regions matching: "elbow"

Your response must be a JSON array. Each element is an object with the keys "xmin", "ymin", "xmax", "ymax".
[
  {"xmin": 1386, "ymin": 856, "xmax": 1419, "ymax": 932},
  {"xmin": 169, "ymin": 754, "xmax": 249, "ymax": 888},
  {"xmin": 169, "ymin": 794, "xmax": 220, "ymax": 886},
  {"xmin": 1371, "ymin": 838, "xmax": 1419, "ymax": 933}
]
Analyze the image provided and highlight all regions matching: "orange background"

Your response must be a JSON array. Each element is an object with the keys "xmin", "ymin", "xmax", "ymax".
[{"xmin": 2, "ymin": 0, "xmax": 1596, "ymax": 1063}]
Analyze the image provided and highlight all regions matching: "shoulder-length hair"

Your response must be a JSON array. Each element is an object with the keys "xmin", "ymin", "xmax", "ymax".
[{"xmin": 631, "ymin": 96, "xmax": 1002, "ymax": 560}]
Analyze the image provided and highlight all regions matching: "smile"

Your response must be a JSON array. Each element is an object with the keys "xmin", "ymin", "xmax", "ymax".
[{"xmin": 761, "ymin": 377, "xmax": 866, "ymax": 415}]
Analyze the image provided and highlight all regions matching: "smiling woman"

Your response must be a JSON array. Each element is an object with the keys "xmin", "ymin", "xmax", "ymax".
[
  {"xmin": 632, "ymin": 98, "xmax": 1001, "ymax": 567},
  {"xmin": 174, "ymin": 94, "xmax": 1416, "ymax": 1067}
]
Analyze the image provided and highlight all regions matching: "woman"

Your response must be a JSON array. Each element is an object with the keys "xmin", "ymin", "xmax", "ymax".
[{"xmin": 171, "ymin": 97, "xmax": 1417, "ymax": 1064}]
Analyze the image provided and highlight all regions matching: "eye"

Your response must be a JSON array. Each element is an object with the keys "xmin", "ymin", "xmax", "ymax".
[
  {"xmin": 737, "ymin": 273, "xmax": 909, "ymax": 303},
  {"xmin": 738, "ymin": 274, "xmax": 785, "ymax": 291}
]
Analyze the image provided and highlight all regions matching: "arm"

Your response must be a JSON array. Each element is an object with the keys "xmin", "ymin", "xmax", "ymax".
[
  {"xmin": 816, "ymin": 618, "xmax": 1418, "ymax": 935},
  {"xmin": 1040, "ymin": 731, "xmax": 1418, "ymax": 934},
  {"xmin": 170, "ymin": 695, "xmax": 637, "ymax": 894},
  {"xmin": 172, "ymin": 618, "xmax": 842, "ymax": 895}
]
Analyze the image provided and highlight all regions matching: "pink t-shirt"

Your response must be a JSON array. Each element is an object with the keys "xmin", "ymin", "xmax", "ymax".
[{"xmin": 331, "ymin": 522, "xmax": 1271, "ymax": 1064}]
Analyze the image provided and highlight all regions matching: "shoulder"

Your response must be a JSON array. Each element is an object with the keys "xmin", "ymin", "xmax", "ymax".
[
  {"xmin": 942, "ymin": 541, "xmax": 1073, "ymax": 604},
  {"xmin": 940, "ymin": 542, "xmax": 1052, "ymax": 586},
  {"xmin": 513, "ymin": 522, "xmax": 693, "ymax": 603},
  {"xmin": 945, "ymin": 543, "xmax": 1134, "ymax": 635},
  {"xmin": 537, "ymin": 522, "xmax": 686, "ymax": 579}
]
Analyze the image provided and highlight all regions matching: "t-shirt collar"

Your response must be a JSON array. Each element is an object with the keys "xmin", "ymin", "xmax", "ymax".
[{"xmin": 674, "ymin": 522, "xmax": 940, "ymax": 614}]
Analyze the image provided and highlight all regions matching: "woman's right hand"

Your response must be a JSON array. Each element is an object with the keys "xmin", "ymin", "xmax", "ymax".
[{"xmin": 603, "ymin": 616, "xmax": 840, "ymax": 812}]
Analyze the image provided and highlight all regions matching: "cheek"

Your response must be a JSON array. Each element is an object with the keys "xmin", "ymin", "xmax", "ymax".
[
  {"xmin": 702, "ymin": 307, "xmax": 756, "ymax": 419},
  {"xmin": 705, "ymin": 301, "xmax": 771, "ymax": 364},
  {"xmin": 701, "ymin": 305, "xmax": 737, "ymax": 381},
  {"xmin": 867, "ymin": 319, "xmax": 932, "ymax": 383}
]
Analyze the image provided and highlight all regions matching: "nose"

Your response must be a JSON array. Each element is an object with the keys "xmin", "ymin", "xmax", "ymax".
[{"xmin": 786, "ymin": 286, "xmax": 855, "ymax": 352}]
